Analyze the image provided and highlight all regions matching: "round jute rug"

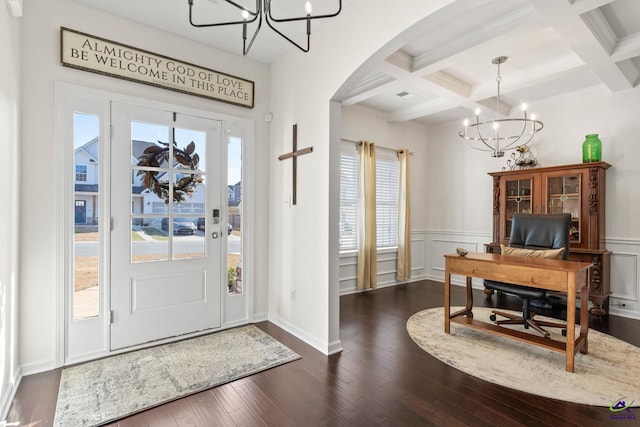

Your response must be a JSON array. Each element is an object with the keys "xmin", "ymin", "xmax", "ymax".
[{"xmin": 407, "ymin": 307, "xmax": 640, "ymax": 407}]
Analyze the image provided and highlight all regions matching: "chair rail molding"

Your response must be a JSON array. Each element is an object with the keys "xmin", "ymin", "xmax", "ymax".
[{"xmin": 339, "ymin": 230, "xmax": 640, "ymax": 320}]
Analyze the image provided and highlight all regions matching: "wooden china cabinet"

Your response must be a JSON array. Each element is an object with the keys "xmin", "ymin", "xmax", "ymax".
[{"xmin": 485, "ymin": 161, "xmax": 611, "ymax": 318}]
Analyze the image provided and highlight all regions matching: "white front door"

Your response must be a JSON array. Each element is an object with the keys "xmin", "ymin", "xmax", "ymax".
[{"xmin": 110, "ymin": 102, "xmax": 223, "ymax": 350}]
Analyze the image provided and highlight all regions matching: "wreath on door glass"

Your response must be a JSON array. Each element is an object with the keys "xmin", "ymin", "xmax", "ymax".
[{"xmin": 136, "ymin": 141, "xmax": 203, "ymax": 204}]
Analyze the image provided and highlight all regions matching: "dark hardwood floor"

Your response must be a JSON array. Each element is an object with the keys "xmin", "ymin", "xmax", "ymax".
[{"xmin": 7, "ymin": 280, "xmax": 640, "ymax": 426}]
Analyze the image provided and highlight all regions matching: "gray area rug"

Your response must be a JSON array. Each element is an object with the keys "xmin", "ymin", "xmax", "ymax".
[
  {"xmin": 407, "ymin": 307, "xmax": 640, "ymax": 407},
  {"xmin": 53, "ymin": 325, "xmax": 300, "ymax": 427}
]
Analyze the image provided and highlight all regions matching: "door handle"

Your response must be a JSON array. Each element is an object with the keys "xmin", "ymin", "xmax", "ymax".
[{"xmin": 211, "ymin": 232, "xmax": 219, "ymax": 239}]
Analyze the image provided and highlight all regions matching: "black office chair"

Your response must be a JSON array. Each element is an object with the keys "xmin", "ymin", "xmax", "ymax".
[{"xmin": 484, "ymin": 213, "xmax": 571, "ymax": 337}]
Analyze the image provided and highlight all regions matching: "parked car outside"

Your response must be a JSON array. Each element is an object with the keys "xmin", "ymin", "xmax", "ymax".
[{"xmin": 161, "ymin": 218, "xmax": 197, "ymax": 235}]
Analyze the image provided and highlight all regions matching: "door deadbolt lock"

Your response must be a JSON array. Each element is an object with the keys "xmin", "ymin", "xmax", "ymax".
[{"xmin": 211, "ymin": 232, "xmax": 219, "ymax": 239}]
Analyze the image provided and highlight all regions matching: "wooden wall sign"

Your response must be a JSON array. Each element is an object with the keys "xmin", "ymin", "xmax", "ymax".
[{"xmin": 60, "ymin": 27, "xmax": 254, "ymax": 108}]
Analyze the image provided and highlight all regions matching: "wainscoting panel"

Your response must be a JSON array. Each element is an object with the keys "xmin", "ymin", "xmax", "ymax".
[
  {"xmin": 339, "ymin": 231, "xmax": 640, "ymax": 320},
  {"xmin": 426, "ymin": 230, "xmax": 490, "ymax": 288},
  {"xmin": 607, "ymin": 239, "xmax": 640, "ymax": 319},
  {"xmin": 610, "ymin": 253, "xmax": 638, "ymax": 300},
  {"xmin": 430, "ymin": 239, "xmax": 479, "ymax": 273},
  {"xmin": 339, "ymin": 232, "xmax": 428, "ymax": 295}
]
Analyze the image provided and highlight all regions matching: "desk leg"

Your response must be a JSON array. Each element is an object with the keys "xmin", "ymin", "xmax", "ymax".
[
  {"xmin": 465, "ymin": 276, "xmax": 473, "ymax": 317},
  {"xmin": 444, "ymin": 264, "xmax": 451, "ymax": 334},
  {"xmin": 580, "ymin": 270, "xmax": 590, "ymax": 355},
  {"xmin": 566, "ymin": 271, "xmax": 577, "ymax": 373}
]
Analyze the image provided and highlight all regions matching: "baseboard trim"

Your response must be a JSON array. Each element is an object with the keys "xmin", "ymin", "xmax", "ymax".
[
  {"xmin": 340, "ymin": 275, "xmax": 428, "ymax": 296},
  {"xmin": 268, "ymin": 316, "xmax": 341, "ymax": 356},
  {"xmin": 0, "ymin": 367, "xmax": 22, "ymax": 420},
  {"xmin": 609, "ymin": 306, "xmax": 640, "ymax": 320},
  {"xmin": 252, "ymin": 312, "xmax": 268, "ymax": 323},
  {"xmin": 20, "ymin": 359, "xmax": 56, "ymax": 377}
]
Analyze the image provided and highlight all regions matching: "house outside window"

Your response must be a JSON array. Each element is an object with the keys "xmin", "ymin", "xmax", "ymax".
[{"xmin": 75, "ymin": 164, "xmax": 88, "ymax": 182}]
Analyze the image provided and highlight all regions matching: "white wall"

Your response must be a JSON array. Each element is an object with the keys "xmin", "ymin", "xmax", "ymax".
[
  {"xmin": 425, "ymin": 85, "xmax": 640, "ymax": 318},
  {"xmin": 267, "ymin": 0, "xmax": 640, "ymax": 358},
  {"xmin": 267, "ymin": 0, "xmax": 459, "ymax": 354},
  {"xmin": 19, "ymin": 0, "xmax": 271, "ymax": 372},
  {"xmin": 339, "ymin": 88, "xmax": 640, "ymax": 319},
  {"xmin": 0, "ymin": 1, "xmax": 21, "ymax": 417}
]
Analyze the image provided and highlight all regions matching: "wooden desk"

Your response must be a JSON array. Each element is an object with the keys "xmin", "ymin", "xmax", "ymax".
[{"xmin": 444, "ymin": 252, "xmax": 593, "ymax": 372}]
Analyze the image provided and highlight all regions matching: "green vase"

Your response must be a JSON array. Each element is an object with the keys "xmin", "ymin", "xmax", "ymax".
[{"xmin": 582, "ymin": 134, "xmax": 602, "ymax": 163}]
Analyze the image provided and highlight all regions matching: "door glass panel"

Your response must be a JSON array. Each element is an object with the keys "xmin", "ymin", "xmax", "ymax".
[
  {"xmin": 174, "ymin": 128, "xmax": 206, "ymax": 172},
  {"xmin": 548, "ymin": 175, "xmax": 581, "ymax": 242},
  {"xmin": 132, "ymin": 218, "xmax": 169, "ymax": 262},
  {"xmin": 129, "ymin": 122, "xmax": 207, "ymax": 262},
  {"xmin": 228, "ymin": 136, "xmax": 242, "ymax": 294},
  {"xmin": 131, "ymin": 121, "xmax": 170, "ymax": 262},
  {"xmin": 505, "ymin": 178, "xmax": 532, "ymax": 238},
  {"xmin": 170, "ymin": 130, "xmax": 205, "ymax": 260},
  {"xmin": 73, "ymin": 112, "xmax": 100, "ymax": 320}
]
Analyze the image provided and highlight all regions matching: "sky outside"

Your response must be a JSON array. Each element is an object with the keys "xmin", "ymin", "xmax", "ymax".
[{"xmin": 73, "ymin": 112, "xmax": 242, "ymax": 185}]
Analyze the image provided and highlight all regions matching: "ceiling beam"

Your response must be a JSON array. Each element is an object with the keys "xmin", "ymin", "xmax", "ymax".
[
  {"xmin": 528, "ymin": 0, "xmax": 635, "ymax": 92},
  {"xmin": 568, "ymin": 0, "xmax": 616, "ymax": 15}
]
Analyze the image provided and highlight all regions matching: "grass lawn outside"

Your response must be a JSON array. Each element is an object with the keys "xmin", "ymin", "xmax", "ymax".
[{"xmin": 73, "ymin": 229, "xmax": 240, "ymax": 292}]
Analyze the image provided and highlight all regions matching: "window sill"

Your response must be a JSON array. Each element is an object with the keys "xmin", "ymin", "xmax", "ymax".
[{"xmin": 339, "ymin": 247, "xmax": 398, "ymax": 257}]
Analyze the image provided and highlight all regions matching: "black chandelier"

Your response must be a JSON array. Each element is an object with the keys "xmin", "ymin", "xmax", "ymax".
[{"xmin": 188, "ymin": 0, "xmax": 343, "ymax": 56}]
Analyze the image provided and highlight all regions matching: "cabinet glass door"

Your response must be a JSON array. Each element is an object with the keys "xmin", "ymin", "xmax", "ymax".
[
  {"xmin": 504, "ymin": 178, "xmax": 533, "ymax": 239},
  {"xmin": 546, "ymin": 174, "xmax": 580, "ymax": 243}
]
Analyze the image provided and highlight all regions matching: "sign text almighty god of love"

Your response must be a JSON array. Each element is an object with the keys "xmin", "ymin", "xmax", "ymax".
[{"xmin": 60, "ymin": 27, "xmax": 254, "ymax": 108}]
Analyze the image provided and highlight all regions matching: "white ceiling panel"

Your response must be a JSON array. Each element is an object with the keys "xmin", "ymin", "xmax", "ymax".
[{"xmin": 72, "ymin": 0, "xmax": 640, "ymax": 127}]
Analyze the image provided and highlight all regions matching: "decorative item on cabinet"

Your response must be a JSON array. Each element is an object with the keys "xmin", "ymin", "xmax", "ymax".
[
  {"xmin": 582, "ymin": 134, "xmax": 602, "ymax": 163},
  {"xmin": 485, "ymin": 162, "xmax": 611, "ymax": 317},
  {"xmin": 503, "ymin": 145, "xmax": 538, "ymax": 171}
]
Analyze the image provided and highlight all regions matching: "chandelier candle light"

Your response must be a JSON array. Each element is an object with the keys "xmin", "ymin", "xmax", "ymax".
[
  {"xmin": 459, "ymin": 56, "xmax": 543, "ymax": 157},
  {"xmin": 188, "ymin": 0, "xmax": 342, "ymax": 56}
]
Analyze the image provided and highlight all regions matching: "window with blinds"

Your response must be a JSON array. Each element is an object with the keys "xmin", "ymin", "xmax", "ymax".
[
  {"xmin": 339, "ymin": 144, "xmax": 358, "ymax": 251},
  {"xmin": 339, "ymin": 142, "xmax": 399, "ymax": 252},
  {"xmin": 376, "ymin": 150, "xmax": 399, "ymax": 249}
]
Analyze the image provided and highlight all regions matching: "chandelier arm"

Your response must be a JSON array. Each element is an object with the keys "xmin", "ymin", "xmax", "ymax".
[
  {"xmin": 496, "ymin": 118, "xmax": 542, "ymax": 139},
  {"xmin": 243, "ymin": 5, "xmax": 263, "ymax": 55},
  {"xmin": 188, "ymin": 0, "xmax": 260, "ymax": 27},
  {"xmin": 465, "ymin": 140, "xmax": 499, "ymax": 153},
  {"xmin": 498, "ymin": 117, "xmax": 527, "ymax": 150},
  {"xmin": 224, "ymin": 0, "xmax": 258, "ymax": 15},
  {"xmin": 500, "ymin": 136, "xmax": 524, "ymax": 151},
  {"xmin": 267, "ymin": 0, "xmax": 342, "ymax": 22},
  {"xmin": 264, "ymin": 0, "xmax": 310, "ymax": 52},
  {"xmin": 188, "ymin": 0, "xmax": 342, "ymax": 55},
  {"xmin": 472, "ymin": 119, "xmax": 499, "ymax": 152},
  {"xmin": 503, "ymin": 125, "xmax": 537, "ymax": 151}
]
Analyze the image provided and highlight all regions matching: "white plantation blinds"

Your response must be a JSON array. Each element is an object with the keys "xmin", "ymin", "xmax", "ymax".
[
  {"xmin": 339, "ymin": 142, "xmax": 399, "ymax": 252},
  {"xmin": 339, "ymin": 143, "xmax": 358, "ymax": 251},
  {"xmin": 375, "ymin": 149, "xmax": 399, "ymax": 248}
]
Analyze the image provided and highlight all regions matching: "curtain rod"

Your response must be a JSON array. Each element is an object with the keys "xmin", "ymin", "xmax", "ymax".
[{"xmin": 341, "ymin": 138, "xmax": 415, "ymax": 155}]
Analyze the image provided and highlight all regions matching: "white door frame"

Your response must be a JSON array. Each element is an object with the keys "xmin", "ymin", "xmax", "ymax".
[{"xmin": 55, "ymin": 82, "xmax": 255, "ymax": 367}]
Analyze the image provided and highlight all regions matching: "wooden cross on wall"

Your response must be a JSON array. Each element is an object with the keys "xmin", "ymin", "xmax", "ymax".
[{"xmin": 278, "ymin": 124, "xmax": 313, "ymax": 205}]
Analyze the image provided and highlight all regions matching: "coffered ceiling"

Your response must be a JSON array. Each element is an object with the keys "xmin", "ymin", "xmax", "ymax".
[{"xmin": 73, "ymin": 0, "xmax": 640, "ymax": 127}]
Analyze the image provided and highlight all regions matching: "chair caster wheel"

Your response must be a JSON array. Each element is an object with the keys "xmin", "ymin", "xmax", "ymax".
[
  {"xmin": 489, "ymin": 314, "xmax": 497, "ymax": 322},
  {"xmin": 561, "ymin": 329, "xmax": 567, "ymax": 337}
]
